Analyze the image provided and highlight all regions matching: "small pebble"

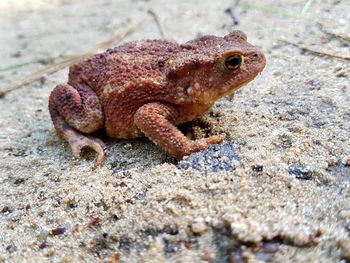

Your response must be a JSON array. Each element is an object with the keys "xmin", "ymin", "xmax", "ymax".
[
  {"xmin": 303, "ymin": 140, "xmax": 311, "ymax": 148},
  {"xmin": 191, "ymin": 217, "xmax": 207, "ymax": 235},
  {"xmin": 39, "ymin": 241, "xmax": 48, "ymax": 249},
  {"xmin": 14, "ymin": 178, "xmax": 25, "ymax": 185},
  {"xmin": 210, "ymin": 218, "xmax": 224, "ymax": 229},
  {"xmin": 50, "ymin": 227, "xmax": 66, "ymax": 236},
  {"xmin": 345, "ymin": 223, "xmax": 350, "ymax": 233},
  {"xmin": 45, "ymin": 248, "xmax": 55, "ymax": 257},
  {"xmin": 259, "ymin": 88, "xmax": 271, "ymax": 95},
  {"xmin": 339, "ymin": 210, "xmax": 350, "ymax": 219},
  {"xmin": 338, "ymin": 239, "xmax": 350, "ymax": 260},
  {"xmin": 1, "ymin": 206, "xmax": 12, "ymax": 213},
  {"xmin": 73, "ymin": 224, "xmax": 83, "ymax": 232},
  {"xmin": 289, "ymin": 147, "xmax": 302, "ymax": 155},
  {"xmin": 63, "ymin": 198, "xmax": 76, "ymax": 208},
  {"xmin": 106, "ymin": 252, "xmax": 121, "ymax": 263},
  {"xmin": 88, "ymin": 216, "xmax": 100, "ymax": 227},
  {"xmin": 292, "ymin": 124, "xmax": 304, "ymax": 133},
  {"xmin": 288, "ymin": 165, "xmax": 313, "ymax": 180},
  {"xmin": 336, "ymin": 71, "xmax": 347, "ymax": 78},
  {"xmin": 327, "ymin": 156, "xmax": 339, "ymax": 166},
  {"xmin": 342, "ymin": 156, "xmax": 350, "ymax": 167},
  {"xmin": 251, "ymin": 164, "xmax": 263, "ymax": 173},
  {"xmin": 5, "ymin": 245, "xmax": 17, "ymax": 253},
  {"xmin": 321, "ymin": 162, "xmax": 329, "ymax": 170}
]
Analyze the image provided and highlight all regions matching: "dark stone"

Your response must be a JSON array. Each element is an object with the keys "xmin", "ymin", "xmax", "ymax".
[
  {"xmin": 1, "ymin": 206, "xmax": 12, "ymax": 213},
  {"xmin": 14, "ymin": 178, "xmax": 25, "ymax": 185},
  {"xmin": 344, "ymin": 223, "xmax": 350, "ymax": 233},
  {"xmin": 50, "ymin": 227, "xmax": 67, "ymax": 235},
  {"xmin": 111, "ymin": 214, "xmax": 119, "ymax": 221},
  {"xmin": 135, "ymin": 191, "xmax": 146, "ymax": 200},
  {"xmin": 288, "ymin": 165, "xmax": 313, "ymax": 180},
  {"xmin": 39, "ymin": 241, "xmax": 48, "ymax": 249},
  {"xmin": 5, "ymin": 245, "xmax": 17, "ymax": 253},
  {"xmin": 251, "ymin": 164, "xmax": 263, "ymax": 173},
  {"xmin": 178, "ymin": 143, "xmax": 240, "ymax": 173}
]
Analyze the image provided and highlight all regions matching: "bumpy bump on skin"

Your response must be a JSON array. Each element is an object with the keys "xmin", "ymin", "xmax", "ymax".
[{"xmin": 48, "ymin": 31, "xmax": 266, "ymax": 164}]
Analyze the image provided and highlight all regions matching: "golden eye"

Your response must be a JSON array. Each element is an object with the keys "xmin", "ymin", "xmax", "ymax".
[{"xmin": 224, "ymin": 54, "xmax": 242, "ymax": 70}]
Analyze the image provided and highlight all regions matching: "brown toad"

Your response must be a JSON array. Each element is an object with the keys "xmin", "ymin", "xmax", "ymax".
[{"xmin": 49, "ymin": 31, "xmax": 266, "ymax": 165}]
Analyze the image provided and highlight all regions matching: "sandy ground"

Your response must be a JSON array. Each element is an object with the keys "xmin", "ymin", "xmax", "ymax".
[{"xmin": 1, "ymin": 0, "xmax": 350, "ymax": 262}]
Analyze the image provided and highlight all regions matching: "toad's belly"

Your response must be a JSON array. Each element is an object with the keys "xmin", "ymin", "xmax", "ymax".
[
  {"xmin": 103, "ymin": 100, "xmax": 214, "ymax": 138},
  {"xmin": 103, "ymin": 105, "xmax": 144, "ymax": 139},
  {"xmin": 106, "ymin": 123, "xmax": 143, "ymax": 139},
  {"xmin": 101, "ymin": 93, "xmax": 146, "ymax": 139}
]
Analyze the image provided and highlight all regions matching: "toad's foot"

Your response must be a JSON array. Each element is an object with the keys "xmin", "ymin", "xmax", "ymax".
[
  {"xmin": 49, "ymin": 102, "xmax": 105, "ymax": 165},
  {"xmin": 67, "ymin": 132, "xmax": 105, "ymax": 166},
  {"xmin": 191, "ymin": 134, "xmax": 225, "ymax": 152}
]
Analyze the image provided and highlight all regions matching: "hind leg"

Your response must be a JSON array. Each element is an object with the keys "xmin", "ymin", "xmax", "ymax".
[{"xmin": 48, "ymin": 83, "xmax": 105, "ymax": 165}]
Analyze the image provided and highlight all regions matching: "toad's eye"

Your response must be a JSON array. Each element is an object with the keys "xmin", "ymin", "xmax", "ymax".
[{"xmin": 224, "ymin": 55, "xmax": 242, "ymax": 70}]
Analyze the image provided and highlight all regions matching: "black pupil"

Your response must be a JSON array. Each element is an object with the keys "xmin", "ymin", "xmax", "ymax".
[{"xmin": 225, "ymin": 55, "xmax": 242, "ymax": 70}]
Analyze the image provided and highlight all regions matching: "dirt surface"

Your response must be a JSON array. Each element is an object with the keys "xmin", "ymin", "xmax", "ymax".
[{"xmin": 1, "ymin": 0, "xmax": 350, "ymax": 262}]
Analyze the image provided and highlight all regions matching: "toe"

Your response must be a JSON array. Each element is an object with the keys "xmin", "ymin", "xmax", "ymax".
[
  {"xmin": 206, "ymin": 134, "xmax": 225, "ymax": 144},
  {"xmin": 70, "ymin": 140, "xmax": 83, "ymax": 159},
  {"xmin": 68, "ymin": 137, "xmax": 105, "ymax": 165},
  {"xmin": 89, "ymin": 141, "xmax": 105, "ymax": 165}
]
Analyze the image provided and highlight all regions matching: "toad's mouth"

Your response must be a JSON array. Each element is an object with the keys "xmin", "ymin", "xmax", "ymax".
[
  {"xmin": 220, "ymin": 76, "xmax": 257, "ymax": 99},
  {"xmin": 200, "ymin": 77, "xmax": 257, "ymax": 105}
]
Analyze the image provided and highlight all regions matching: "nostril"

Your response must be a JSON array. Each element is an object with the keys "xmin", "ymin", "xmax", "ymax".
[{"xmin": 252, "ymin": 52, "xmax": 258, "ymax": 58}]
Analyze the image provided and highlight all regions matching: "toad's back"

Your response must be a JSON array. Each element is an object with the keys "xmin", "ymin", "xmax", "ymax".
[{"xmin": 67, "ymin": 40, "xmax": 182, "ymax": 96}]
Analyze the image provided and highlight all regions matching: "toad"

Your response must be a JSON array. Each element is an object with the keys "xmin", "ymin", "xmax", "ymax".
[{"xmin": 49, "ymin": 31, "xmax": 266, "ymax": 165}]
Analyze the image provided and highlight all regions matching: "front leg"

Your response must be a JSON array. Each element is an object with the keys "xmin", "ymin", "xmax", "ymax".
[{"xmin": 134, "ymin": 102, "xmax": 224, "ymax": 159}]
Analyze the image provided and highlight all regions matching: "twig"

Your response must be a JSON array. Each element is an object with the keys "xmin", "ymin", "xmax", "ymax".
[
  {"xmin": 147, "ymin": 9, "xmax": 166, "ymax": 39},
  {"xmin": 300, "ymin": 0, "xmax": 314, "ymax": 17},
  {"xmin": 225, "ymin": 0, "xmax": 240, "ymax": 25},
  {"xmin": 281, "ymin": 39, "xmax": 350, "ymax": 61},
  {"xmin": 317, "ymin": 22, "xmax": 350, "ymax": 46},
  {"xmin": 0, "ymin": 57, "xmax": 56, "ymax": 73},
  {"xmin": 0, "ymin": 19, "xmax": 144, "ymax": 98}
]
